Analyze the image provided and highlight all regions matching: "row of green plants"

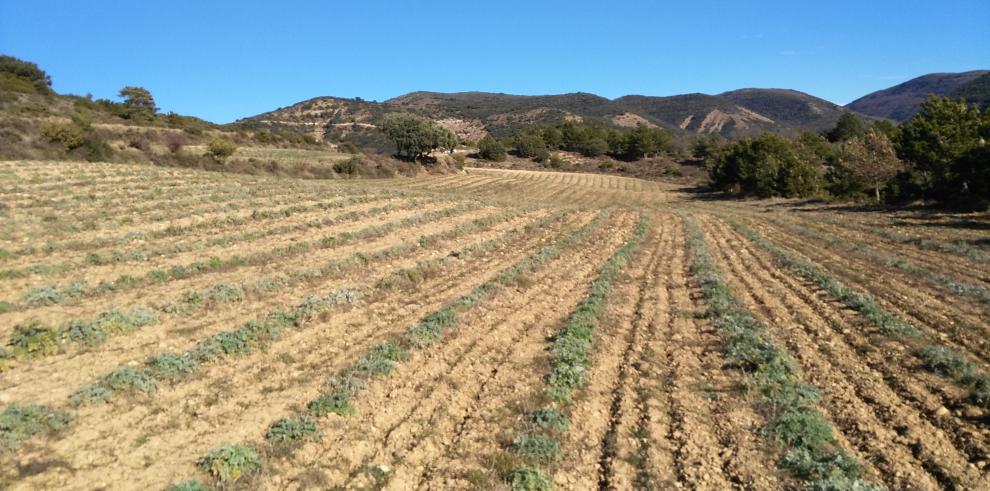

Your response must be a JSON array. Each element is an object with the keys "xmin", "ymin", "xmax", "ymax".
[
  {"xmin": 36, "ymin": 193, "xmax": 383, "ymax": 254},
  {"xmin": 765, "ymin": 217, "xmax": 990, "ymax": 307},
  {"xmin": 502, "ymin": 217, "xmax": 648, "ymax": 490},
  {"xmin": 728, "ymin": 218, "xmax": 990, "ymax": 408},
  {"xmin": 1, "ymin": 195, "xmax": 400, "ymax": 281},
  {"xmin": 0, "ymin": 206, "xmax": 548, "ymax": 456},
  {"xmin": 816, "ymin": 215, "xmax": 990, "ymax": 264},
  {"xmin": 1, "ymin": 307, "xmax": 157, "ymax": 371},
  {"xmin": 4, "ymin": 207, "xmax": 530, "ymax": 373},
  {"xmin": 13, "ymin": 187, "xmax": 320, "ymax": 242},
  {"xmin": 684, "ymin": 217, "xmax": 881, "ymax": 490},
  {"xmin": 69, "ymin": 288, "xmax": 361, "ymax": 405},
  {"xmin": 173, "ymin": 210, "xmax": 609, "ymax": 488},
  {"xmin": 10, "ymin": 201, "xmax": 474, "ymax": 309}
]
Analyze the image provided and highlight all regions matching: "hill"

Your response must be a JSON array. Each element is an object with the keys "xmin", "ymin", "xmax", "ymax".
[
  {"xmin": 241, "ymin": 88, "xmax": 848, "ymax": 143},
  {"xmin": 846, "ymin": 70, "xmax": 990, "ymax": 121}
]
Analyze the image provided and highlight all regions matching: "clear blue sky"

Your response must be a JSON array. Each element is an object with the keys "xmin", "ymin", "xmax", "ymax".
[{"xmin": 2, "ymin": 1, "xmax": 987, "ymax": 123}]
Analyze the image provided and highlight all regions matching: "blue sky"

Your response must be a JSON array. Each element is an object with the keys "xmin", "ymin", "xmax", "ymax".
[{"xmin": 1, "ymin": 1, "xmax": 987, "ymax": 123}]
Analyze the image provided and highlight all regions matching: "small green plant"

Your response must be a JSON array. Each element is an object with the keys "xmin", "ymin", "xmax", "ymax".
[
  {"xmin": 69, "ymin": 384, "xmax": 113, "ymax": 405},
  {"xmin": 308, "ymin": 391, "xmax": 356, "ymax": 417},
  {"xmin": 9, "ymin": 321, "xmax": 60, "ymax": 358},
  {"xmin": 147, "ymin": 353, "xmax": 197, "ymax": 380},
  {"xmin": 507, "ymin": 466, "xmax": 553, "ymax": 491},
  {"xmin": 165, "ymin": 480, "xmax": 209, "ymax": 491},
  {"xmin": 101, "ymin": 366, "xmax": 158, "ymax": 395},
  {"xmin": 915, "ymin": 345, "xmax": 974, "ymax": 378},
  {"xmin": 199, "ymin": 443, "xmax": 260, "ymax": 484},
  {"xmin": 202, "ymin": 283, "xmax": 244, "ymax": 303},
  {"xmin": 353, "ymin": 341, "xmax": 410, "ymax": 377},
  {"xmin": 265, "ymin": 415, "xmax": 319, "ymax": 445},
  {"xmin": 0, "ymin": 403, "xmax": 72, "ymax": 450},
  {"xmin": 22, "ymin": 285, "xmax": 66, "ymax": 305},
  {"xmin": 511, "ymin": 434, "xmax": 561, "ymax": 466},
  {"xmin": 531, "ymin": 407, "xmax": 569, "ymax": 432}
]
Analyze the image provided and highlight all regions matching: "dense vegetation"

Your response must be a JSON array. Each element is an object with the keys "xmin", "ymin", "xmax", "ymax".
[
  {"xmin": 475, "ymin": 121, "xmax": 673, "ymax": 163},
  {"xmin": 707, "ymin": 96, "xmax": 990, "ymax": 208}
]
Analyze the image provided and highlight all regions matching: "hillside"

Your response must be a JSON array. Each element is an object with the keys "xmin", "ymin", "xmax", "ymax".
[
  {"xmin": 846, "ymin": 70, "xmax": 990, "ymax": 121},
  {"xmin": 241, "ymin": 88, "xmax": 848, "ymax": 142}
]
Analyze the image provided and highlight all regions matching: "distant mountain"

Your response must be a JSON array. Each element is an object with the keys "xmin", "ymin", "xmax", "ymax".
[
  {"xmin": 240, "ymin": 88, "xmax": 847, "ymax": 142},
  {"xmin": 846, "ymin": 70, "xmax": 990, "ymax": 122}
]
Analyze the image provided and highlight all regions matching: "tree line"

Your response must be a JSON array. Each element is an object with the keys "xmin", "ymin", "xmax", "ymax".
[{"xmin": 705, "ymin": 96, "xmax": 990, "ymax": 208}]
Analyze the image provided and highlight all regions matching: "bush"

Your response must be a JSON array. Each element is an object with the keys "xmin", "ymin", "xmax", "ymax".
[
  {"xmin": 266, "ymin": 415, "xmax": 319, "ymax": 445},
  {"xmin": 510, "ymin": 434, "xmax": 561, "ymax": 466},
  {"xmin": 41, "ymin": 122, "xmax": 85, "ymax": 150},
  {"xmin": 477, "ymin": 134, "xmax": 507, "ymax": 162},
  {"xmin": 0, "ymin": 404, "xmax": 72, "ymax": 449},
  {"xmin": 333, "ymin": 156, "xmax": 361, "ymax": 176},
  {"xmin": 507, "ymin": 467, "xmax": 553, "ymax": 491},
  {"xmin": 165, "ymin": 132, "xmax": 186, "ymax": 154},
  {"xmin": 206, "ymin": 139, "xmax": 237, "ymax": 161},
  {"xmin": 199, "ymin": 443, "xmax": 260, "ymax": 484}
]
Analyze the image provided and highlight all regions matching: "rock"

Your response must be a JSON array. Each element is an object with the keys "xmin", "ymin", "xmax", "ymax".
[{"xmin": 934, "ymin": 406, "xmax": 950, "ymax": 418}]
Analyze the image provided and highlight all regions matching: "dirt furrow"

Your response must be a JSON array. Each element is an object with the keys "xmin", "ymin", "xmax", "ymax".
[
  {"xmin": 701, "ymin": 215, "xmax": 988, "ymax": 490},
  {"xmin": 265, "ymin": 213, "xmax": 637, "ymax": 490},
  {"xmin": 3, "ymin": 211, "xmax": 593, "ymax": 490}
]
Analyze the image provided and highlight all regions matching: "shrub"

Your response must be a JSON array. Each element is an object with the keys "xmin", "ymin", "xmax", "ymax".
[
  {"xmin": 478, "ymin": 135, "xmax": 507, "ymax": 162},
  {"xmin": 101, "ymin": 366, "xmax": 158, "ymax": 395},
  {"xmin": 206, "ymin": 139, "xmax": 237, "ymax": 162},
  {"xmin": 9, "ymin": 322, "xmax": 60, "ymax": 358},
  {"xmin": 308, "ymin": 391, "xmax": 356, "ymax": 417},
  {"xmin": 41, "ymin": 122, "xmax": 85, "ymax": 150},
  {"xmin": 199, "ymin": 443, "xmax": 260, "ymax": 484},
  {"xmin": 165, "ymin": 132, "xmax": 186, "ymax": 154},
  {"xmin": 333, "ymin": 156, "xmax": 361, "ymax": 176},
  {"xmin": 531, "ymin": 407, "xmax": 569, "ymax": 432},
  {"xmin": 69, "ymin": 384, "xmax": 113, "ymax": 405},
  {"xmin": 0, "ymin": 404, "xmax": 72, "ymax": 450},
  {"xmin": 202, "ymin": 283, "xmax": 244, "ymax": 303},
  {"xmin": 507, "ymin": 466, "xmax": 553, "ymax": 491},
  {"xmin": 510, "ymin": 434, "xmax": 561, "ymax": 466},
  {"xmin": 265, "ymin": 415, "xmax": 319, "ymax": 445},
  {"xmin": 353, "ymin": 341, "xmax": 409, "ymax": 377},
  {"xmin": 147, "ymin": 353, "xmax": 197, "ymax": 380}
]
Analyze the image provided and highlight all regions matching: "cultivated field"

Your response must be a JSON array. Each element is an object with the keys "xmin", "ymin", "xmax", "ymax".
[{"xmin": 1, "ymin": 162, "xmax": 988, "ymax": 490}]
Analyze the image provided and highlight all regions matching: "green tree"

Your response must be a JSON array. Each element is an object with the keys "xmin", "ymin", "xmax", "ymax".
[
  {"xmin": 477, "ymin": 134, "xmax": 507, "ymax": 162},
  {"xmin": 825, "ymin": 112, "xmax": 864, "ymax": 143},
  {"xmin": 118, "ymin": 86, "xmax": 157, "ymax": 119},
  {"xmin": 842, "ymin": 128, "xmax": 904, "ymax": 202},
  {"xmin": 622, "ymin": 123, "xmax": 669, "ymax": 160},
  {"xmin": 710, "ymin": 133, "xmax": 823, "ymax": 198},
  {"xmin": 513, "ymin": 133, "xmax": 548, "ymax": 160},
  {"xmin": 0, "ymin": 55, "xmax": 52, "ymax": 93},
  {"xmin": 897, "ymin": 95, "xmax": 987, "ymax": 199},
  {"xmin": 378, "ymin": 112, "xmax": 456, "ymax": 161},
  {"xmin": 951, "ymin": 145, "xmax": 990, "ymax": 209}
]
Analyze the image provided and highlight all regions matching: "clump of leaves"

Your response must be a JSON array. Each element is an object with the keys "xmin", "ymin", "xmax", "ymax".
[
  {"xmin": 8, "ymin": 321, "xmax": 60, "ymax": 358},
  {"xmin": 265, "ymin": 415, "xmax": 319, "ymax": 445},
  {"xmin": 507, "ymin": 466, "xmax": 553, "ymax": 491},
  {"xmin": 353, "ymin": 341, "xmax": 409, "ymax": 377},
  {"xmin": 147, "ymin": 353, "xmax": 197, "ymax": 380},
  {"xmin": 511, "ymin": 434, "xmax": 561, "ymax": 466},
  {"xmin": 203, "ymin": 283, "xmax": 244, "ymax": 303},
  {"xmin": 101, "ymin": 366, "xmax": 157, "ymax": 395},
  {"xmin": 531, "ymin": 407, "xmax": 569, "ymax": 432},
  {"xmin": 69, "ymin": 384, "xmax": 113, "ymax": 405},
  {"xmin": 0, "ymin": 403, "xmax": 72, "ymax": 450},
  {"xmin": 199, "ymin": 443, "xmax": 260, "ymax": 484}
]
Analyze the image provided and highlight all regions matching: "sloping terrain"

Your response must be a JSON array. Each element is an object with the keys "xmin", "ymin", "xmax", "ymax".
[
  {"xmin": 2, "ymin": 162, "xmax": 988, "ymax": 490},
  {"xmin": 846, "ymin": 70, "xmax": 990, "ymax": 121}
]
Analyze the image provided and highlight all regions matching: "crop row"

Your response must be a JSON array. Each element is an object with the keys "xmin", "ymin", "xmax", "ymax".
[
  {"xmin": 2, "ymin": 207, "xmax": 534, "ymax": 369},
  {"xmin": 171, "ymin": 210, "xmax": 611, "ymax": 488},
  {"xmin": 501, "ymin": 215, "xmax": 648, "ymax": 490},
  {"xmin": 0, "ymin": 195, "xmax": 402, "ymax": 282},
  {"xmin": 816, "ymin": 215, "xmax": 990, "ymax": 264},
  {"xmin": 728, "ymin": 218, "xmax": 990, "ymax": 408},
  {"xmin": 684, "ymin": 217, "xmax": 880, "ymax": 490},
  {"xmin": 7, "ymin": 201, "xmax": 477, "ymax": 311}
]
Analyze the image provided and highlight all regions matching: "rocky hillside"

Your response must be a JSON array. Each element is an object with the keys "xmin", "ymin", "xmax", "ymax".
[
  {"xmin": 241, "ymin": 88, "xmax": 848, "ymax": 142},
  {"xmin": 846, "ymin": 70, "xmax": 990, "ymax": 121}
]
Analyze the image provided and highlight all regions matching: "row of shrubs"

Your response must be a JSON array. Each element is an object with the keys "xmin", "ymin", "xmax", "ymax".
[
  {"xmin": 476, "ymin": 121, "xmax": 673, "ymax": 163},
  {"xmin": 684, "ymin": 217, "xmax": 880, "ymax": 490},
  {"xmin": 505, "ymin": 216, "xmax": 649, "ymax": 490},
  {"xmin": 167, "ymin": 210, "xmax": 610, "ymax": 487}
]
